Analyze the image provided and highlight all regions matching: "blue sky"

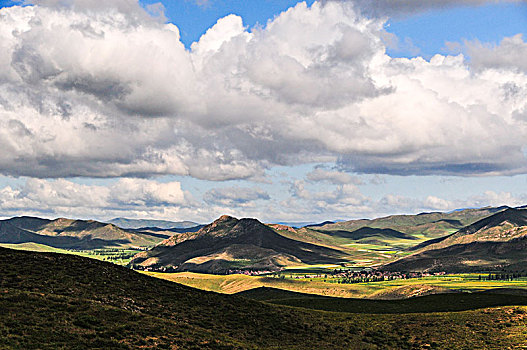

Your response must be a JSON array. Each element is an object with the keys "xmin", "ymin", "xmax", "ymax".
[
  {"xmin": 0, "ymin": 0, "xmax": 526, "ymax": 223},
  {"xmin": 140, "ymin": 0, "xmax": 317, "ymax": 47},
  {"xmin": 136, "ymin": 0, "xmax": 527, "ymax": 57},
  {"xmin": 386, "ymin": 2, "xmax": 527, "ymax": 57}
]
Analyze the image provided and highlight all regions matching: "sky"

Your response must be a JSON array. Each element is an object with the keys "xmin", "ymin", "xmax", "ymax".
[{"xmin": 0, "ymin": 0, "xmax": 526, "ymax": 223}]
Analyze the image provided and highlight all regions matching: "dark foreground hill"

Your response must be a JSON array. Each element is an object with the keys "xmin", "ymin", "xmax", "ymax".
[
  {"xmin": 384, "ymin": 208, "xmax": 527, "ymax": 272},
  {"xmin": 2, "ymin": 247, "xmax": 527, "ymax": 349},
  {"xmin": 130, "ymin": 215, "xmax": 347, "ymax": 273},
  {"xmin": 0, "ymin": 216, "xmax": 170, "ymax": 249}
]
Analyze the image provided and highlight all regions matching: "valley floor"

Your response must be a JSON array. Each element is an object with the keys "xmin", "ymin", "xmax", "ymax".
[{"xmin": 146, "ymin": 271, "xmax": 527, "ymax": 299}]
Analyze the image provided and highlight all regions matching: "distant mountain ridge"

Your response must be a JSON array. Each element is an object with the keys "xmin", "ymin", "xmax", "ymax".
[
  {"xmin": 107, "ymin": 218, "xmax": 200, "ymax": 230},
  {"xmin": 130, "ymin": 215, "xmax": 347, "ymax": 273},
  {"xmin": 0, "ymin": 216, "xmax": 170, "ymax": 249},
  {"xmin": 313, "ymin": 207, "xmax": 509, "ymax": 245}
]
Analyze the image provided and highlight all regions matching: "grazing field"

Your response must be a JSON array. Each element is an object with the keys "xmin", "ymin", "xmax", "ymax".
[{"xmin": 147, "ymin": 271, "xmax": 527, "ymax": 299}]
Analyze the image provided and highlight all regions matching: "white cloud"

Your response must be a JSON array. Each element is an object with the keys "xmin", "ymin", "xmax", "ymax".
[
  {"xmin": 0, "ymin": 178, "xmax": 195, "ymax": 219},
  {"xmin": 0, "ymin": 176, "xmax": 524, "ymax": 223},
  {"xmin": 0, "ymin": 0, "xmax": 525, "ymax": 182},
  {"xmin": 203, "ymin": 186, "xmax": 270, "ymax": 207},
  {"xmin": 467, "ymin": 34, "xmax": 527, "ymax": 73},
  {"xmin": 306, "ymin": 168, "xmax": 363, "ymax": 185},
  {"xmin": 288, "ymin": 180, "xmax": 370, "ymax": 215},
  {"xmin": 465, "ymin": 190, "xmax": 527, "ymax": 208},
  {"xmin": 110, "ymin": 178, "xmax": 190, "ymax": 206},
  {"xmin": 375, "ymin": 191, "xmax": 527, "ymax": 217}
]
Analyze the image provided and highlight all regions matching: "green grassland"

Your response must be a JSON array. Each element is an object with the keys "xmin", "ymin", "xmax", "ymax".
[
  {"xmin": 2, "ymin": 247, "xmax": 527, "ymax": 349},
  {"xmin": 148, "ymin": 271, "xmax": 527, "ymax": 299}
]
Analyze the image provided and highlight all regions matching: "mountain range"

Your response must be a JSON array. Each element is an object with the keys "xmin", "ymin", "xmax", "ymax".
[
  {"xmin": 130, "ymin": 215, "xmax": 347, "ymax": 273},
  {"xmin": 1, "ymin": 205, "xmax": 526, "ymax": 274}
]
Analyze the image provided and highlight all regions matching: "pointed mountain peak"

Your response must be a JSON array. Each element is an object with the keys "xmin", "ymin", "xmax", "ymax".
[{"xmin": 216, "ymin": 215, "xmax": 237, "ymax": 222}]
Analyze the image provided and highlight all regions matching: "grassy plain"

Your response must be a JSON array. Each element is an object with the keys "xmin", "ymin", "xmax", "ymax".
[{"xmin": 147, "ymin": 271, "xmax": 527, "ymax": 299}]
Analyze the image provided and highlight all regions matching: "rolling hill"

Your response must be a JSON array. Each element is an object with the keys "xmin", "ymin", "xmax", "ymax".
[
  {"xmin": 316, "ymin": 207, "xmax": 507, "ymax": 241},
  {"xmin": 383, "ymin": 208, "xmax": 527, "ymax": 272},
  {"xmin": 130, "ymin": 215, "xmax": 348, "ymax": 273},
  {"xmin": 2, "ymin": 247, "xmax": 527, "ymax": 349},
  {"xmin": 0, "ymin": 216, "xmax": 170, "ymax": 249}
]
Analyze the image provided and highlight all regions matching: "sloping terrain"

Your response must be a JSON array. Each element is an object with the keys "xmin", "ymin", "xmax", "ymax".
[
  {"xmin": 322, "ymin": 227, "xmax": 418, "ymax": 246},
  {"xmin": 130, "ymin": 215, "xmax": 348, "ymax": 273},
  {"xmin": 384, "ymin": 208, "xmax": 527, "ymax": 272},
  {"xmin": 269, "ymin": 207, "xmax": 506, "ymax": 262},
  {"xmin": 2, "ymin": 247, "xmax": 527, "ymax": 349},
  {"xmin": 0, "ymin": 216, "xmax": 168, "ymax": 249},
  {"xmin": 316, "ymin": 207, "xmax": 507, "ymax": 241},
  {"xmin": 418, "ymin": 207, "xmax": 527, "ymax": 250}
]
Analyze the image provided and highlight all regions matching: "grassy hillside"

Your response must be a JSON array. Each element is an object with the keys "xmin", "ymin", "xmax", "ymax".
[
  {"xmin": 313, "ymin": 207, "xmax": 506, "ymax": 246},
  {"xmin": 267, "ymin": 208, "xmax": 506, "ymax": 269},
  {"xmin": 384, "ymin": 208, "xmax": 527, "ymax": 272},
  {"xmin": 2, "ymin": 247, "xmax": 527, "ymax": 349}
]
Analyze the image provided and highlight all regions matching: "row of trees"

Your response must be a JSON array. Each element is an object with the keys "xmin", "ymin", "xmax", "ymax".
[{"xmin": 479, "ymin": 273, "xmax": 524, "ymax": 281}]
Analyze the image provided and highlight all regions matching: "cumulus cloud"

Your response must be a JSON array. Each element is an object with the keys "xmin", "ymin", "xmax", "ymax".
[
  {"xmin": 465, "ymin": 190, "xmax": 527, "ymax": 208},
  {"xmin": 110, "ymin": 178, "xmax": 190, "ymax": 206},
  {"xmin": 0, "ymin": 0, "xmax": 525, "ymax": 182},
  {"xmin": 378, "ymin": 194, "xmax": 455, "ymax": 213},
  {"xmin": 375, "ymin": 191, "xmax": 527, "ymax": 216},
  {"xmin": 0, "ymin": 176, "xmax": 524, "ymax": 223},
  {"xmin": 306, "ymin": 168, "xmax": 363, "ymax": 185},
  {"xmin": 0, "ymin": 178, "xmax": 194, "ymax": 219},
  {"xmin": 204, "ymin": 186, "xmax": 270, "ymax": 207},
  {"xmin": 467, "ymin": 34, "xmax": 527, "ymax": 73},
  {"xmin": 288, "ymin": 180, "xmax": 369, "ymax": 216}
]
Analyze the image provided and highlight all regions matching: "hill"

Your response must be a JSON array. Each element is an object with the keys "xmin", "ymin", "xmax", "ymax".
[
  {"xmin": 0, "ymin": 216, "xmax": 169, "ymax": 249},
  {"xmin": 384, "ymin": 208, "xmax": 527, "ymax": 272},
  {"xmin": 317, "ymin": 207, "xmax": 507, "ymax": 241},
  {"xmin": 107, "ymin": 218, "xmax": 200, "ymax": 230},
  {"xmin": 2, "ymin": 247, "xmax": 527, "ymax": 349},
  {"xmin": 266, "ymin": 207, "xmax": 507, "ymax": 260},
  {"xmin": 130, "ymin": 215, "xmax": 348, "ymax": 273}
]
